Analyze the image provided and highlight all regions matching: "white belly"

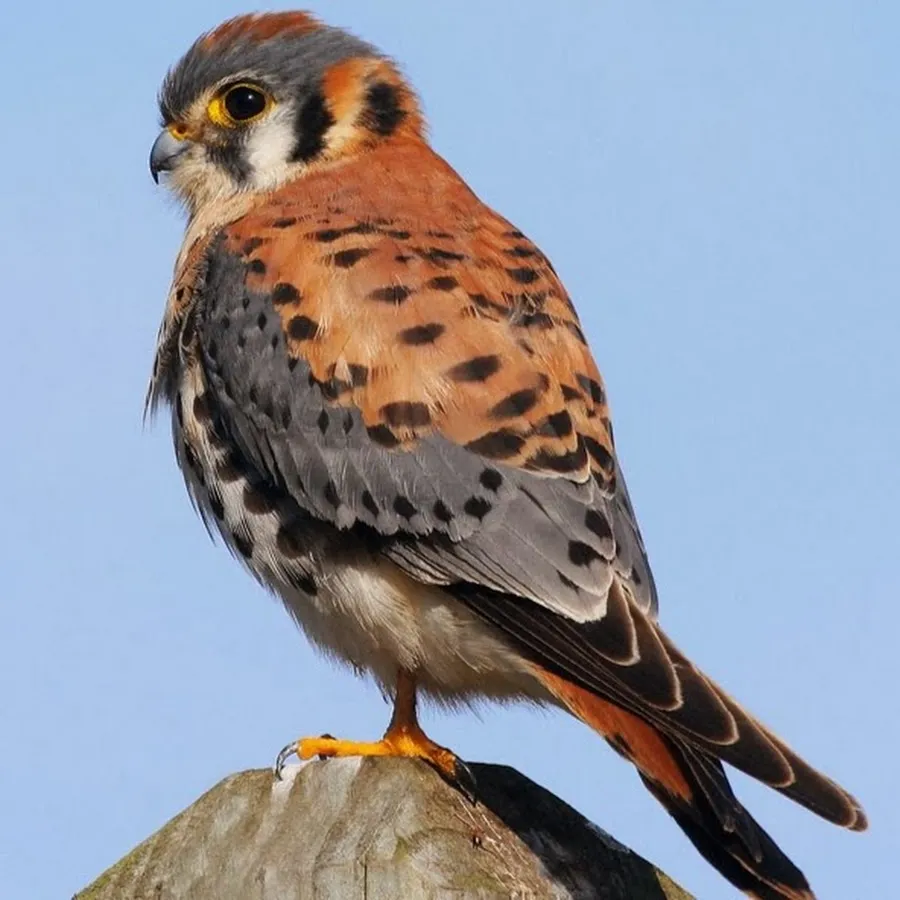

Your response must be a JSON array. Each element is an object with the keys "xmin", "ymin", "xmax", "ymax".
[{"xmin": 274, "ymin": 554, "xmax": 553, "ymax": 706}]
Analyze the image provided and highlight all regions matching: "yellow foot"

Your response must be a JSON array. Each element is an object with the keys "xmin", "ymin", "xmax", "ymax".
[{"xmin": 274, "ymin": 726, "xmax": 476, "ymax": 801}]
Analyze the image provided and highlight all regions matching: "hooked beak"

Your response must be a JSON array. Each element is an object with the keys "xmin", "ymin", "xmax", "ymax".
[{"xmin": 149, "ymin": 130, "xmax": 189, "ymax": 183}]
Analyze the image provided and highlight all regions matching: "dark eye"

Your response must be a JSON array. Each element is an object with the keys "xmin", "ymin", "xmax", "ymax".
[{"xmin": 223, "ymin": 84, "xmax": 269, "ymax": 122}]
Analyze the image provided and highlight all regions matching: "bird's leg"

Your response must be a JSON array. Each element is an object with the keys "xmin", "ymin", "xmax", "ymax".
[{"xmin": 275, "ymin": 671, "xmax": 476, "ymax": 799}]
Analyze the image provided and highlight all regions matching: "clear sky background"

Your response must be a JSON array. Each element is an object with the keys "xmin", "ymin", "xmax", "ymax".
[{"xmin": 1, "ymin": 3, "xmax": 896, "ymax": 898}]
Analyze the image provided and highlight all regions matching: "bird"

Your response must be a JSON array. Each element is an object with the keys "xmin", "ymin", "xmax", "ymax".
[{"xmin": 147, "ymin": 11, "xmax": 866, "ymax": 898}]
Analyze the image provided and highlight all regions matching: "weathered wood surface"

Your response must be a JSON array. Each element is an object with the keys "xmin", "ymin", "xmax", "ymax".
[{"xmin": 76, "ymin": 758, "xmax": 692, "ymax": 899}]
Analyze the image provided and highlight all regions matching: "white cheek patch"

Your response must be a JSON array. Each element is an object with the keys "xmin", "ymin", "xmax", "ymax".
[
  {"xmin": 167, "ymin": 147, "xmax": 238, "ymax": 212},
  {"xmin": 244, "ymin": 107, "xmax": 301, "ymax": 190}
]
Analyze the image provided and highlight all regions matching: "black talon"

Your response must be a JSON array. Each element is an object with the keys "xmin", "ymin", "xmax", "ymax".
[
  {"xmin": 453, "ymin": 757, "xmax": 479, "ymax": 805},
  {"xmin": 274, "ymin": 741, "xmax": 298, "ymax": 780},
  {"xmin": 423, "ymin": 754, "xmax": 478, "ymax": 804},
  {"xmin": 315, "ymin": 733, "xmax": 337, "ymax": 760}
]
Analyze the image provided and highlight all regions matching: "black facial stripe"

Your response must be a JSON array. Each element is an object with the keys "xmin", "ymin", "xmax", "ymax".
[
  {"xmin": 207, "ymin": 142, "xmax": 251, "ymax": 183},
  {"xmin": 291, "ymin": 87, "xmax": 335, "ymax": 162}
]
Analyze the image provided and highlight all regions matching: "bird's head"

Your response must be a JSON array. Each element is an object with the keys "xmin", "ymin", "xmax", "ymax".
[{"xmin": 150, "ymin": 11, "xmax": 424, "ymax": 215}]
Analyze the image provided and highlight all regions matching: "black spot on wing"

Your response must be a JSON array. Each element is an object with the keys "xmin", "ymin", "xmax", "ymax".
[
  {"xmin": 447, "ymin": 355, "xmax": 501, "ymax": 383},
  {"xmin": 489, "ymin": 388, "xmax": 540, "ymax": 419},
  {"xmin": 527, "ymin": 443, "xmax": 588, "ymax": 475},
  {"xmin": 393, "ymin": 495, "xmax": 417, "ymax": 519},
  {"xmin": 463, "ymin": 496, "xmax": 492, "ymax": 520},
  {"xmin": 368, "ymin": 285, "xmax": 414, "ymax": 304},
  {"xmin": 568, "ymin": 540, "xmax": 602, "ymax": 568},
  {"xmin": 330, "ymin": 247, "xmax": 373, "ymax": 268},
  {"xmin": 519, "ymin": 312, "xmax": 554, "ymax": 329},
  {"xmin": 433, "ymin": 500, "xmax": 454, "ymax": 523},
  {"xmin": 416, "ymin": 247, "xmax": 466, "ymax": 267},
  {"xmin": 468, "ymin": 293, "xmax": 509, "ymax": 317},
  {"xmin": 583, "ymin": 435, "xmax": 615, "ymax": 477},
  {"xmin": 427, "ymin": 276, "xmax": 458, "ymax": 292},
  {"xmin": 287, "ymin": 315, "xmax": 319, "ymax": 341},
  {"xmin": 504, "ymin": 246, "xmax": 538, "ymax": 259},
  {"xmin": 506, "ymin": 266, "xmax": 540, "ymax": 285},
  {"xmin": 399, "ymin": 322, "xmax": 445, "ymax": 345},
  {"xmin": 380, "ymin": 401, "xmax": 431, "ymax": 428},
  {"xmin": 366, "ymin": 424, "xmax": 401, "ymax": 448},
  {"xmin": 347, "ymin": 364, "xmax": 369, "ymax": 386},
  {"xmin": 585, "ymin": 509, "xmax": 614, "ymax": 544},
  {"xmin": 271, "ymin": 283, "xmax": 299, "ymax": 307},
  {"xmin": 311, "ymin": 223, "xmax": 377, "ymax": 243},
  {"xmin": 537, "ymin": 410, "xmax": 574, "ymax": 438},
  {"xmin": 361, "ymin": 490, "xmax": 380, "ymax": 517},
  {"xmin": 577, "ymin": 374, "xmax": 606, "ymax": 405},
  {"xmin": 466, "ymin": 429, "xmax": 526, "ymax": 459}
]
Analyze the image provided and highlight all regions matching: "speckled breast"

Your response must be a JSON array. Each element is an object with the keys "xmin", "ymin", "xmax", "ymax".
[{"xmin": 171, "ymin": 343, "xmax": 325, "ymax": 602}]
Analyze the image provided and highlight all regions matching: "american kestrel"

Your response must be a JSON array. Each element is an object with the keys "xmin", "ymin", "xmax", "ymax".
[{"xmin": 148, "ymin": 12, "xmax": 865, "ymax": 898}]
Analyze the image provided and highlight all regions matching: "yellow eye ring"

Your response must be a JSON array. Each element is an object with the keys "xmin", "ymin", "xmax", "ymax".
[{"xmin": 207, "ymin": 83, "xmax": 273, "ymax": 127}]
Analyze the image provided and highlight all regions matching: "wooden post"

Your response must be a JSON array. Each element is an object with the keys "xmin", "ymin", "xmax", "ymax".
[{"xmin": 76, "ymin": 758, "xmax": 693, "ymax": 899}]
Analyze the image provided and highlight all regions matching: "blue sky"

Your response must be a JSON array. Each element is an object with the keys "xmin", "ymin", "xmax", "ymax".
[{"xmin": 1, "ymin": 3, "xmax": 896, "ymax": 898}]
